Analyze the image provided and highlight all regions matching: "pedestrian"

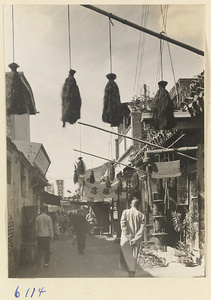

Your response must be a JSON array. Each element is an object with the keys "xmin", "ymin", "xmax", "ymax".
[
  {"xmin": 35, "ymin": 205, "xmax": 54, "ymax": 267},
  {"xmin": 120, "ymin": 198, "xmax": 145, "ymax": 277},
  {"xmin": 86, "ymin": 211, "xmax": 97, "ymax": 236},
  {"xmin": 53, "ymin": 211, "xmax": 61, "ymax": 239},
  {"xmin": 60, "ymin": 211, "xmax": 68, "ymax": 236},
  {"xmin": 71, "ymin": 210, "xmax": 88, "ymax": 254}
]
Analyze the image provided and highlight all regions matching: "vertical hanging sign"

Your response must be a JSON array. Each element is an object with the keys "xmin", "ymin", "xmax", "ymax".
[{"xmin": 56, "ymin": 180, "xmax": 64, "ymax": 197}]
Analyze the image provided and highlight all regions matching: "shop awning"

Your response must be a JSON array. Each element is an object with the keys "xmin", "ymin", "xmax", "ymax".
[{"xmin": 40, "ymin": 191, "xmax": 61, "ymax": 206}]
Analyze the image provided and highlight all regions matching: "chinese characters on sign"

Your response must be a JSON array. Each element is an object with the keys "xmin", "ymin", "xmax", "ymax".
[{"xmin": 56, "ymin": 180, "xmax": 64, "ymax": 197}]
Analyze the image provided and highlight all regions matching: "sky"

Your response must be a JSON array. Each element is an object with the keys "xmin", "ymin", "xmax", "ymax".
[{"xmin": 3, "ymin": 4, "xmax": 204, "ymax": 196}]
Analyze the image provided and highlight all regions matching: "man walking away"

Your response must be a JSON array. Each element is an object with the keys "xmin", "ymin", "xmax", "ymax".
[
  {"xmin": 71, "ymin": 210, "xmax": 88, "ymax": 254},
  {"xmin": 35, "ymin": 205, "xmax": 54, "ymax": 267},
  {"xmin": 120, "ymin": 198, "xmax": 145, "ymax": 277}
]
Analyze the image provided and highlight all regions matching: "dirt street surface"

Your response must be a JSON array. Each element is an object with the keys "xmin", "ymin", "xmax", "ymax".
[{"xmin": 14, "ymin": 235, "xmax": 153, "ymax": 278}]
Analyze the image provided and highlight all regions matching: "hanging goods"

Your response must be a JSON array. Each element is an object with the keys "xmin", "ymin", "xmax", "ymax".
[
  {"xmin": 102, "ymin": 73, "xmax": 123, "ymax": 127},
  {"xmin": 73, "ymin": 165, "xmax": 78, "ymax": 184},
  {"xmin": 89, "ymin": 171, "xmax": 95, "ymax": 184},
  {"xmin": 77, "ymin": 157, "xmax": 86, "ymax": 175},
  {"xmin": 131, "ymin": 171, "xmax": 139, "ymax": 192},
  {"xmin": 151, "ymin": 80, "xmax": 176, "ymax": 130},
  {"xmin": 116, "ymin": 177, "xmax": 123, "ymax": 195},
  {"xmin": 109, "ymin": 162, "xmax": 115, "ymax": 181},
  {"xmin": 6, "ymin": 62, "xmax": 28, "ymax": 115},
  {"xmin": 61, "ymin": 69, "xmax": 82, "ymax": 127},
  {"xmin": 105, "ymin": 176, "xmax": 111, "ymax": 189}
]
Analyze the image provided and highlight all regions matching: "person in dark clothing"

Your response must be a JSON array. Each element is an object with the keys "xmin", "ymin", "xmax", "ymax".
[
  {"xmin": 35, "ymin": 205, "xmax": 54, "ymax": 267},
  {"xmin": 70, "ymin": 211, "xmax": 88, "ymax": 254}
]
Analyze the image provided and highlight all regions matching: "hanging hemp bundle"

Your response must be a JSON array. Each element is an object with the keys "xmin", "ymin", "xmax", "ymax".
[
  {"xmin": 6, "ymin": 63, "xmax": 28, "ymax": 115},
  {"xmin": 109, "ymin": 162, "xmax": 115, "ymax": 181},
  {"xmin": 73, "ymin": 165, "xmax": 78, "ymax": 184},
  {"xmin": 61, "ymin": 69, "xmax": 82, "ymax": 127},
  {"xmin": 77, "ymin": 157, "xmax": 86, "ymax": 175},
  {"xmin": 89, "ymin": 171, "xmax": 95, "ymax": 184},
  {"xmin": 151, "ymin": 81, "xmax": 176, "ymax": 130},
  {"xmin": 102, "ymin": 73, "xmax": 123, "ymax": 127}
]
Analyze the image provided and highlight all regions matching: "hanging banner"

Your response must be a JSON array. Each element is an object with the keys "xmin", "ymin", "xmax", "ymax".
[
  {"xmin": 151, "ymin": 160, "xmax": 181, "ymax": 179},
  {"xmin": 56, "ymin": 179, "xmax": 64, "ymax": 197},
  {"xmin": 83, "ymin": 179, "xmax": 125, "ymax": 202}
]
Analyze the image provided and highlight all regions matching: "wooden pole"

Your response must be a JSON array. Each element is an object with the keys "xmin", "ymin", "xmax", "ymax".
[
  {"xmin": 78, "ymin": 121, "xmax": 167, "ymax": 149},
  {"xmin": 145, "ymin": 146, "xmax": 198, "ymax": 155},
  {"xmin": 81, "ymin": 5, "xmax": 204, "ymax": 57},
  {"xmin": 78, "ymin": 122, "xmax": 197, "ymax": 161},
  {"xmin": 73, "ymin": 148, "xmax": 146, "ymax": 173}
]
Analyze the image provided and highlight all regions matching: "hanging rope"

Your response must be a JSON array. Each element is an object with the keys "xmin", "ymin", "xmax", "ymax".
[
  {"xmin": 12, "ymin": 5, "xmax": 15, "ymax": 62},
  {"xmin": 137, "ymin": 6, "xmax": 149, "ymax": 96},
  {"xmin": 154, "ymin": 5, "xmax": 168, "ymax": 90},
  {"xmin": 159, "ymin": 39, "xmax": 164, "ymax": 81},
  {"xmin": 67, "ymin": 5, "xmax": 71, "ymax": 69},
  {"xmin": 160, "ymin": 5, "xmax": 179, "ymax": 104},
  {"xmin": 133, "ymin": 5, "xmax": 149, "ymax": 96},
  {"xmin": 79, "ymin": 123, "xmax": 82, "ymax": 155},
  {"xmin": 108, "ymin": 16, "xmax": 114, "ymax": 73}
]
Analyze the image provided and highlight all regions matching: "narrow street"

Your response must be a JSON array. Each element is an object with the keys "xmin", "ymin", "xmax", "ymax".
[{"xmin": 14, "ymin": 234, "xmax": 153, "ymax": 278}]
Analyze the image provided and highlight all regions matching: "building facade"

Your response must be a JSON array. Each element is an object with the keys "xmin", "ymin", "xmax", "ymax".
[{"xmin": 6, "ymin": 67, "xmax": 51, "ymax": 277}]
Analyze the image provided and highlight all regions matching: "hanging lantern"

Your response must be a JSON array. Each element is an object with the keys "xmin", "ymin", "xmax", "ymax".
[
  {"xmin": 77, "ymin": 157, "xmax": 86, "ymax": 175},
  {"xmin": 6, "ymin": 63, "xmax": 28, "ymax": 115},
  {"xmin": 89, "ymin": 171, "xmax": 95, "ymax": 184},
  {"xmin": 102, "ymin": 73, "xmax": 123, "ymax": 127},
  {"xmin": 109, "ymin": 162, "xmax": 115, "ymax": 181},
  {"xmin": 151, "ymin": 80, "xmax": 176, "ymax": 130},
  {"xmin": 61, "ymin": 69, "xmax": 82, "ymax": 127},
  {"xmin": 73, "ymin": 165, "xmax": 78, "ymax": 184}
]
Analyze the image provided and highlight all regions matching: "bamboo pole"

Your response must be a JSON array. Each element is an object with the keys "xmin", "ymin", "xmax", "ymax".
[
  {"xmin": 78, "ymin": 121, "xmax": 197, "ymax": 161},
  {"xmin": 81, "ymin": 5, "xmax": 204, "ymax": 57},
  {"xmin": 145, "ymin": 146, "xmax": 198, "ymax": 155},
  {"xmin": 78, "ymin": 121, "xmax": 165, "ymax": 149},
  {"xmin": 73, "ymin": 148, "xmax": 146, "ymax": 174}
]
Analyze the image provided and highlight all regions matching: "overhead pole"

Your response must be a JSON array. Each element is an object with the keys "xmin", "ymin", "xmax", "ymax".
[
  {"xmin": 81, "ymin": 5, "xmax": 204, "ymax": 57},
  {"xmin": 73, "ymin": 148, "xmax": 146, "ymax": 174},
  {"xmin": 78, "ymin": 121, "xmax": 197, "ymax": 161}
]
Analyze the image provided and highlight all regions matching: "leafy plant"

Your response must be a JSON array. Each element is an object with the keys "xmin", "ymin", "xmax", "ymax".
[
  {"xmin": 171, "ymin": 210, "xmax": 196, "ymax": 242},
  {"xmin": 175, "ymin": 241, "xmax": 194, "ymax": 266}
]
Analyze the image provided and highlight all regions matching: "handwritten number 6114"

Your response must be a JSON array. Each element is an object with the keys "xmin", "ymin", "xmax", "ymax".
[{"xmin": 14, "ymin": 286, "xmax": 46, "ymax": 298}]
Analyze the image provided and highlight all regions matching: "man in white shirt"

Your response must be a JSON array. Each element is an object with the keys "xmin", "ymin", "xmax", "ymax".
[
  {"xmin": 120, "ymin": 198, "xmax": 145, "ymax": 277},
  {"xmin": 35, "ymin": 205, "xmax": 54, "ymax": 267}
]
